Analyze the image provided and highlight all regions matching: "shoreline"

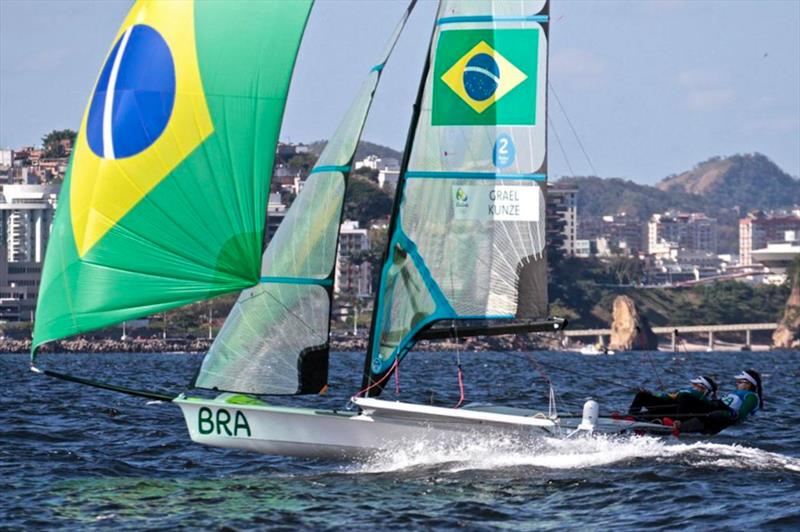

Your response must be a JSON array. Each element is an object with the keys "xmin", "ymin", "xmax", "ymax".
[{"xmin": 0, "ymin": 335, "xmax": 783, "ymax": 354}]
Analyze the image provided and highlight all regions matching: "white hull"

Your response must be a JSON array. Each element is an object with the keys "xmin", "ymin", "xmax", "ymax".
[
  {"xmin": 579, "ymin": 346, "xmax": 615, "ymax": 356},
  {"xmin": 175, "ymin": 395, "xmax": 672, "ymax": 459}
]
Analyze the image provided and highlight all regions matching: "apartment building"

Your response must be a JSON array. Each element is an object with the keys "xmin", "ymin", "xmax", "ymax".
[
  {"xmin": 546, "ymin": 183, "xmax": 578, "ymax": 257},
  {"xmin": 647, "ymin": 212, "xmax": 718, "ymax": 255},
  {"xmin": 335, "ymin": 220, "xmax": 372, "ymax": 297},
  {"xmin": 739, "ymin": 210, "xmax": 800, "ymax": 266}
]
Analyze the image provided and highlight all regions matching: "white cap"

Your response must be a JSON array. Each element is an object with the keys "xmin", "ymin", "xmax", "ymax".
[
  {"xmin": 735, "ymin": 371, "xmax": 758, "ymax": 387},
  {"xmin": 690, "ymin": 376, "xmax": 715, "ymax": 392}
]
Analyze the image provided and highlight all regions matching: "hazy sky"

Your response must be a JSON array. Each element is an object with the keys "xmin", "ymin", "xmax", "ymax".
[{"xmin": 1, "ymin": 0, "xmax": 798, "ymax": 184}]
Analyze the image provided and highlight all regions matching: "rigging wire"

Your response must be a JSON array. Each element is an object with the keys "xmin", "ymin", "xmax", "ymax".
[
  {"xmin": 533, "ymin": 358, "xmax": 638, "ymax": 392},
  {"xmin": 547, "ymin": 115, "xmax": 575, "ymax": 177},
  {"xmin": 631, "ymin": 326, "xmax": 666, "ymax": 390},
  {"xmin": 524, "ymin": 353, "xmax": 573, "ymax": 417},
  {"xmin": 450, "ymin": 263, "xmax": 465, "ymax": 409},
  {"xmin": 549, "ymin": 81, "xmax": 599, "ymax": 176}
]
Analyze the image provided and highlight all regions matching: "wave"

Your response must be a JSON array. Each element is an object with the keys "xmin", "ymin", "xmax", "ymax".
[{"xmin": 349, "ymin": 434, "xmax": 800, "ymax": 475}]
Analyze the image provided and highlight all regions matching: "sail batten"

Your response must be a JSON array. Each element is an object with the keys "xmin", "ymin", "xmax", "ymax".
[{"xmin": 363, "ymin": 0, "xmax": 550, "ymax": 393}]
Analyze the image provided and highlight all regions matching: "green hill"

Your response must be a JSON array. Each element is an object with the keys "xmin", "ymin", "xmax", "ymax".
[
  {"xmin": 657, "ymin": 153, "xmax": 800, "ymax": 211},
  {"xmin": 307, "ymin": 139, "xmax": 402, "ymax": 162}
]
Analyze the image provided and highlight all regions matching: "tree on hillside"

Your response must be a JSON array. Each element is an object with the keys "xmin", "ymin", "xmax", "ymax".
[
  {"xmin": 342, "ymin": 175, "xmax": 393, "ymax": 227},
  {"xmin": 41, "ymin": 129, "xmax": 76, "ymax": 158},
  {"xmin": 287, "ymin": 153, "xmax": 316, "ymax": 175}
]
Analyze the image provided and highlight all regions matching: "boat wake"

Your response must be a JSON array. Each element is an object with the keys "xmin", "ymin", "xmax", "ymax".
[{"xmin": 349, "ymin": 434, "xmax": 800, "ymax": 475}]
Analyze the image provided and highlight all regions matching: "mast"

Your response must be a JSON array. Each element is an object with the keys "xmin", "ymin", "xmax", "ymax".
[{"xmin": 362, "ymin": 6, "xmax": 438, "ymax": 392}]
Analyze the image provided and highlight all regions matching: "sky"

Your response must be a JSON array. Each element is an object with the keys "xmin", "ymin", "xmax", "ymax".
[{"xmin": 0, "ymin": 0, "xmax": 798, "ymax": 184}]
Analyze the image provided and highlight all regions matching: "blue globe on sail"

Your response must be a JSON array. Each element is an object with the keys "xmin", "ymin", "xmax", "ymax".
[
  {"xmin": 463, "ymin": 53, "xmax": 500, "ymax": 101},
  {"xmin": 87, "ymin": 24, "xmax": 175, "ymax": 159}
]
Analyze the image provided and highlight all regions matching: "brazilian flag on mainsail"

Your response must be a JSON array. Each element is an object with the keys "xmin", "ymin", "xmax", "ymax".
[
  {"xmin": 432, "ymin": 29, "xmax": 539, "ymax": 126},
  {"xmin": 32, "ymin": 0, "xmax": 313, "ymax": 354}
]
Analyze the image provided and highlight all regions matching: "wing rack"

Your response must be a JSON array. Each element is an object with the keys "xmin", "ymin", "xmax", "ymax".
[{"xmin": 417, "ymin": 317, "xmax": 567, "ymax": 340}]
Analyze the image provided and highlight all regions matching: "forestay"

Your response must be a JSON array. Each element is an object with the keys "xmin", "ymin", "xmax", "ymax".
[
  {"xmin": 193, "ymin": 3, "xmax": 417, "ymax": 395},
  {"xmin": 32, "ymin": 1, "xmax": 313, "ymax": 356},
  {"xmin": 364, "ymin": 0, "xmax": 550, "ymax": 391}
]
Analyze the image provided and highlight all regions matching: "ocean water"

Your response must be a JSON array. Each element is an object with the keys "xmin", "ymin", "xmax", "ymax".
[{"xmin": 2, "ymin": 350, "xmax": 799, "ymax": 530}]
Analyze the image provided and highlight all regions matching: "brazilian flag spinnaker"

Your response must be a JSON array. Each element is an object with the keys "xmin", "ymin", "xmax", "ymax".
[{"xmin": 32, "ymin": 0, "xmax": 313, "ymax": 355}]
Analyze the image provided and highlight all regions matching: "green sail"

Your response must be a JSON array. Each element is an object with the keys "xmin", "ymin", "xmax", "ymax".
[
  {"xmin": 193, "ymin": 2, "xmax": 416, "ymax": 395},
  {"xmin": 32, "ymin": 0, "xmax": 313, "ymax": 356}
]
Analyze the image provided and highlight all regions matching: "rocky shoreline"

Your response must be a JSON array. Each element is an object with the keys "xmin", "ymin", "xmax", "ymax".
[{"xmin": 1, "ymin": 333, "xmax": 562, "ymax": 354}]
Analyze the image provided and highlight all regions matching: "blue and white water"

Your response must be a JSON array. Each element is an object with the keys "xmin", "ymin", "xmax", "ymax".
[{"xmin": 2, "ymin": 350, "xmax": 798, "ymax": 529}]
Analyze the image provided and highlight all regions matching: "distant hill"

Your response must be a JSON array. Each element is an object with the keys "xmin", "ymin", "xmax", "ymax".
[
  {"xmin": 556, "ymin": 176, "xmax": 708, "ymax": 220},
  {"xmin": 656, "ymin": 153, "xmax": 800, "ymax": 211},
  {"xmin": 557, "ymin": 153, "xmax": 797, "ymax": 254},
  {"xmin": 307, "ymin": 140, "xmax": 402, "ymax": 162}
]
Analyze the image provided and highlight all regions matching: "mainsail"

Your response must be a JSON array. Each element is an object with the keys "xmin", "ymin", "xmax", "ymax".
[
  {"xmin": 192, "ymin": 3, "xmax": 417, "ymax": 395},
  {"xmin": 364, "ymin": 0, "xmax": 550, "ymax": 392},
  {"xmin": 32, "ymin": 0, "xmax": 313, "ymax": 356}
]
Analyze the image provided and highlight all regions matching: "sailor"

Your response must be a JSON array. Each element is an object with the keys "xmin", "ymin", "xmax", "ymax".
[
  {"xmin": 674, "ymin": 369, "xmax": 763, "ymax": 435},
  {"xmin": 627, "ymin": 375, "xmax": 717, "ymax": 420}
]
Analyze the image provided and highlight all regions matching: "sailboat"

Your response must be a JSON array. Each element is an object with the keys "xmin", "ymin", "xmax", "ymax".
[{"xmin": 31, "ymin": 0, "xmax": 672, "ymax": 459}]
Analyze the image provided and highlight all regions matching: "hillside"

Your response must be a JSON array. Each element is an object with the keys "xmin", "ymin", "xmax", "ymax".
[
  {"xmin": 561, "ymin": 153, "xmax": 797, "ymax": 219},
  {"xmin": 307, "ymin": 140, "xmax": 402, "ymax": 162},
  {"xmin": 656, "ymin": 153, "xmax": 800, "ymax": 211},
  {"xmin": 556, "ymin": 176, "xmax": 708, "ymax": 219}
]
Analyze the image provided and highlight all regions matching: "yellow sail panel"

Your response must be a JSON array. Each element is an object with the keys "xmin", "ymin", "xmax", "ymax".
[
  {"xmin": 32, "ymin": 0, "xmax": 314, "ymax": 354},
  {"xmin": 71, "ymin": 0, "xmax": 213, "ymax": 257}
]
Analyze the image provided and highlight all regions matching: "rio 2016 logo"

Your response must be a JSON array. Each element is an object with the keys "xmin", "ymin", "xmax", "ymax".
[
  {"xmin": 455, "ymin": 187, "xmax": 469, "ymax": 206},
  {"xmin": 198, "ymin": 407, "xmax": 251, "ymax": 437}
]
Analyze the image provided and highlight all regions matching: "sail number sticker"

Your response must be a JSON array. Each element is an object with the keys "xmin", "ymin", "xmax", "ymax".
[
  {"xmin": 493, "ymin": 133, "xmax": 516, "ymax": 168},
  {"xmin": 453, "ymin": 185, "xmax": 539, "ymax": 222}
]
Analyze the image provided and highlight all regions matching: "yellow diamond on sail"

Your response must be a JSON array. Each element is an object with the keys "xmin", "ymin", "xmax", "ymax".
[
  {"xmin": 70, "ymin": 0, "xmax": 213, "ymax": 257},
  {"xmin": 440, "ymin": 40, "xmax": 527, "ymax": 114}
]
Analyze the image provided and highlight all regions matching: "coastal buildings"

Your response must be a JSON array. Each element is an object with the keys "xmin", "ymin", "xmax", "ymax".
[
  {"xmin": 335, "ymin": 220, "xmax": 372, "ymax": 297},
  {"xmin": 647, "ymin": 212, "xmax": 718, "ymax": 255},
  {"xmin": 578, "ymin": 213, "xmax": 645, "ymax": 256},
  {"xmin": 546, "ymin": 183, "xmax": 578, "ymax": 257},
  {"xmin": 0, "ymin": 184, "xmax": 59, "ymax": 263},
  {"xmin": 750, "ymin": 240, "xmax": 800, "ymax": 282},
  {"xmin": 355, "ymin": 155, "xmax": 401, "ymax": 190},
  {"xmin": 265, "ymin": 192, "xmax": 287, "ymax": 244},
  {"xmin": 0, "ymin": 184, "xmax": 59, "ymax": 321},
  {"xmin": 739, "ymin": 210, "xmax": 800, "ymax": 266}
]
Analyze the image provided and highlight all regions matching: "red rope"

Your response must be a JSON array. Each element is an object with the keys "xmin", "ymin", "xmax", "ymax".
[
  {"xmin": 454, "ymin": 364, "xmax": 465, "ymax": 408},
  {"xmin": 395, "ymin": 359, "xmax": 400, "ymax": 395},
  {"xmin": 353, "ymin": 358, "xmax": 399, "ymax": 398}
]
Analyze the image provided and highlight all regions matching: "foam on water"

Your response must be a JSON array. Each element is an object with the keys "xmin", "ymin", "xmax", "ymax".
[{"xmin": 350, "ymin": 434, "xmax": 800, "ymax": 475}]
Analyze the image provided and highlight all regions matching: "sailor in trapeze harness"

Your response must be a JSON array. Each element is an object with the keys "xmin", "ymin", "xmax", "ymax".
[
  {"xmin": 627, "ymin": 375, "xmax": 718, "ymax": 421},
  {"xmin": 672, "ymin": 369, "xmax": 763, "ymax": 435}
]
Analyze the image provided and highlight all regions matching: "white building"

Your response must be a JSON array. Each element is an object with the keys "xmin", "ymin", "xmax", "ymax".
[
  {"xmin": 751, "ymin": 240, "xmax": 800, "ymax": 283},
  {"xmin": 0, "ymin": 149, "xmax": 12, "ymax": 168},
  {"xmin": 356, "ymin": 155, "xmax": 401, "ymax": 189},
  {"xmin": 647, "ymin": 212, "xmax": 718, "ymax": 255},
  {"xmin": 378, "ymin": 167, "xmax": 400, "ymax": 190},
  {"xmin": 335, "ymin": 220, "xmax": 372, "ymax": 297},
  {"xmin": 265, "ymin": 192, "xmax": 286, "ymax": 243},
  {"xmin": 0, "ymin": 184, "xmax": 60, "ymax": 263}
]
